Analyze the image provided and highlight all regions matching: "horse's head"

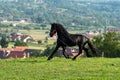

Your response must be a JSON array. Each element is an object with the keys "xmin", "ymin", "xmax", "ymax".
[{"xmin": 49, "ymin": 23, "xmax": 57, "ymax": 37}]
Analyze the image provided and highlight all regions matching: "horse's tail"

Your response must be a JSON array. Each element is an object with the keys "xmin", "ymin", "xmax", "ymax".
[{"xmin": 87, "ymin": 40, "xmax": 99, "ymax": 57}]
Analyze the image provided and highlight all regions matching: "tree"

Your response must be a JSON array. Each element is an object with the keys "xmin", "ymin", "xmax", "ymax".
[
  {"xmin": 92, "ymin": 32, "xmax": 120, "ymax": 57},
  {"xmin": 113, "ymin": 33, "xmax": 120, "ymax": 41},
  {"xmin": 14, "ymin": 39, "xmax": 28, "ymax": 46},
  {"xmin": 0, "ymin": 35, "xmax": 9, "ymax": 48},
  {"xmin": 37, "ymin": 40, "xmax": 42, "ymax": 44},
  {"xmin": 44, "ymin": 37, "xmax": 48, "ymax": 43}
]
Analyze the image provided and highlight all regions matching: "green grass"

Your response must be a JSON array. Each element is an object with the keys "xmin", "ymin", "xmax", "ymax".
[{"xmin": 0, "ymin": 57, "xmax": 120, "ymax": 80}]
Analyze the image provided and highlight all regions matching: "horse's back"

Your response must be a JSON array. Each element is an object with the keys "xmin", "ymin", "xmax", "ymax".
[
  {"xmin": 70, "ymin": 33, "xmax": 89, "ymax": 39},
  {"xmin": 69, "ymin": 33, "xmax": 89, "ymax": 44}
]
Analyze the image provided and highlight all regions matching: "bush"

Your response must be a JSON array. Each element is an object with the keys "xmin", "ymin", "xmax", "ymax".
[
  {"xmin": 37, "ymin": 40, "xmax": 42, "ymax": 44},
  {"xmin": 92, "ymin": 32, "xmax": 120, "ymax": 57},
  {"xmin": 0, "ymin": 34, "xmax": 9, "ymax": 48},
  {"xmin": 14, "ymin": 39, "xmax": 28, "ymax": 46},
  {"xmin": 30, "ymin": 50, "xmax": 42, "ymax": 57}
]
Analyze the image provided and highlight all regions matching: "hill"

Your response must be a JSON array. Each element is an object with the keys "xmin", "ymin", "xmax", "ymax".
[
  {"xmin": 0, "ymin": 57, "xmax": 120, "ymax": 80},
  {"xmin": 0, "ymin": 0, "xmax": 120, "ymax": 30}
]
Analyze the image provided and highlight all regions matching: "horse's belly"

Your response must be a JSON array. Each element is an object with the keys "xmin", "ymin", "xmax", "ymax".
[{"xmin": 67, "ymin": 42, "xmax": 76, "ymax": 46}]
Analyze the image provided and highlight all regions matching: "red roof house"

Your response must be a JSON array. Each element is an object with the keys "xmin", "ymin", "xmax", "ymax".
[{"xmin": 0, "ymin": 46, "xmax": 29, "ymax": 59}]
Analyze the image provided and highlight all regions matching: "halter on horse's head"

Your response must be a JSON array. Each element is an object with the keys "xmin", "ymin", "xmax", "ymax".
[{"xmin": 49, "ymin": 23, "xmax": 57, "ymax": 37}]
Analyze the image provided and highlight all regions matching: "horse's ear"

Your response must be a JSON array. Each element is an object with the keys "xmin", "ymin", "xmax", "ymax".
[{"xmin": 50, "ymin": 23, "xmax": 56, "ymax": 26}]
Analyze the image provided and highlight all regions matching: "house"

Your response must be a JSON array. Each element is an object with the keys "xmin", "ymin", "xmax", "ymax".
[
  {"xmin": 0, "ymin": 46, "xmax": 41, "ymax": 59},
  {"xmin": 10, "ymin": 30, "xmax": 33, "ymax": 42},
  {"xmin": 107, "ymin": 27, "xmax": 120, "ymax": 32},
  {"xmin": 11, "ymin": 34, "xmax": 33, "ymax": 42},
  {"xmin": 0, "ymin": 46, "xmax": 29, "ymax": 59}
]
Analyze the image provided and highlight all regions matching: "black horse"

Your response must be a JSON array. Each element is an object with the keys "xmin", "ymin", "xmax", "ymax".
[{"xmin": 47, "ymin": 23, "xmax": 98, "ymax": 60}]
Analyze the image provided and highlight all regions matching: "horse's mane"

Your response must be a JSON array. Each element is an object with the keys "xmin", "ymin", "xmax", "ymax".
[{"xmin": 52, "ymin": 23, "xmax": 69, "ymax": 35}]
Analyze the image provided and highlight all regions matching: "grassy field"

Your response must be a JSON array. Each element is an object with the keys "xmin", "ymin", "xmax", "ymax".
[
  {"xmin": 20, "ymin": 30, "xmax": 49, "ymax": 40},
  {"xmin": 0, "ymin": 57, "xmax": 120, "ymax": 80}
]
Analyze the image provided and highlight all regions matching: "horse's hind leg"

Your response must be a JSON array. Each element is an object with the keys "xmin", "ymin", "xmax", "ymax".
[
  {"xmin": 72, "ymin": 45, "xmax": 83, "ymax": 60},
  {"xmin": 83, "ymin": 47, "xmax": 93, "ymax": 57},
  {"xmin": 83, "ymin": 41, "xmax": 93, "ymax": 57}
]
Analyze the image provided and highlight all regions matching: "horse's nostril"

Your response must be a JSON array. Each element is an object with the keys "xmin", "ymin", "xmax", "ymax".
[
  {"xmin": 49, "ymin": 33, "xmax": 53, "ymax": 37},
  {"xmin": 50, "ymin": 34, "xmax": 52, "ymax": 37}
]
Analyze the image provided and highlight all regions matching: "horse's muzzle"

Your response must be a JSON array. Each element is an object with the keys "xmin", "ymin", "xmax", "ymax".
[
  {"xmin": 50, "ymin": 30, "xmax": 56, "ymax": 37},
  {"xmin": 49, "ymin": 33, "xmax": 53, "ymax": 37}
]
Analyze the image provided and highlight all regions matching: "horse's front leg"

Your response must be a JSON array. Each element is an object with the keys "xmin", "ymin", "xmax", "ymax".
[
  {"xmin": 47, "ymin": 45, "xmax": 60, "ymax": 60},
  {"xmin": 62, "ymin": 46, "xmax": 70, "ymax": 59}
]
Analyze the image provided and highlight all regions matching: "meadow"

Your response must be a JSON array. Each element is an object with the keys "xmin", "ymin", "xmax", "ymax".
[
  {"xmin": 20, "ymin": 30, "xmax": 49, "ymax": 41},
  {"xmin": 0, "ymin": 57, "xmax": 120, "ymax": 80}
]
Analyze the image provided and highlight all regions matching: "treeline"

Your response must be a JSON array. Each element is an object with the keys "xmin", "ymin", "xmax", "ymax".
[{"xmin": 92, "ymin": 32, "xmax": 120, "ymax": 57}]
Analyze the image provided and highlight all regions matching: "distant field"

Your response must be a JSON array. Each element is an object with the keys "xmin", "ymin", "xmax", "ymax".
[
  {"xmin": 8, "ymin": 40, "xmax": 56, "ymax": 50},
  {"xmin": 18, "ymin": 30, "xmax": 55, "ymax": 50},
  {"xmin": 6, "ymin": 30, "xmax": 56, "ymax": 50},
  {"xmin": 0, "ymin": 57, "xmax": 120, "ymax": 80},
  {"xmin": 20, "ymin": 30, "xmax": 49, "ymax": 40},
  {"xmin": 20, "ymin": 30, "xmax": 80, "ymax": 40}
]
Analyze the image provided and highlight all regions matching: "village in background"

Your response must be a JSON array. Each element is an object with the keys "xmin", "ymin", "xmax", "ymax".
[{"xmin": 0, "ymin": 19, "xmax": 120, "ymax": 59}]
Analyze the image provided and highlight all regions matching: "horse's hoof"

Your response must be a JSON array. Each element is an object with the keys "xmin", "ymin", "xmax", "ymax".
[
  {"xmin": 72, "ymin": 57, "xmax": 76, "ymax": 60},
  {"xmin": 66, "ymin": 56, "xmax": 70, "ymax": 59},
  {"xmin": 47, "ymin": 58, "xmax": 51, "ymax": 61},
  {"xmin": 66, "ymin": 57, "xmax": 69, "ymax": 59}
]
